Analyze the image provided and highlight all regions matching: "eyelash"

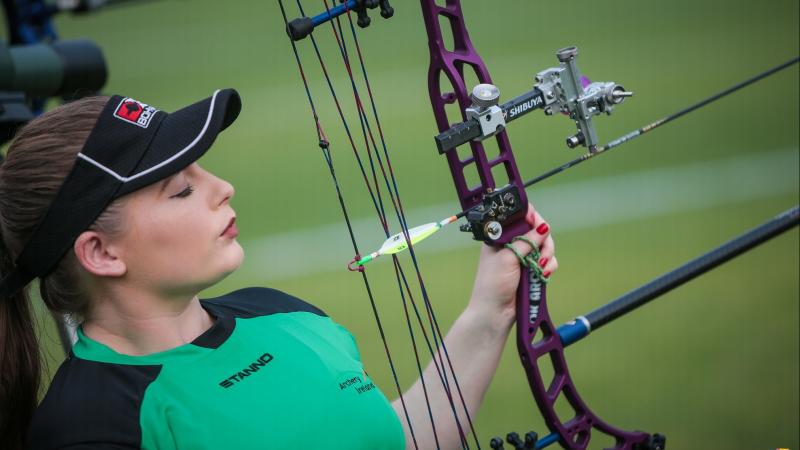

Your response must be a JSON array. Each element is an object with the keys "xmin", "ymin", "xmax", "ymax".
[{"xmin": 171, "ymin": 184, "xmax": 194, "ymax": 198}]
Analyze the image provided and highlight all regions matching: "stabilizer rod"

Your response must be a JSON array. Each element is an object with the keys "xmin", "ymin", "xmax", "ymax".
[{"xmin": 558, "ymin": 205, "xmax": 799, "ymax": 346}]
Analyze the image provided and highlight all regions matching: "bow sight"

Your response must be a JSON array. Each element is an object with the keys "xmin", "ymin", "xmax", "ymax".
[
  {"xmin": 441, "ymin": 46, "xmax": 632, "ymax": 244},
  {"xmin": 436, "ymin": 46, "xmax": 632, "ymax": 154}
]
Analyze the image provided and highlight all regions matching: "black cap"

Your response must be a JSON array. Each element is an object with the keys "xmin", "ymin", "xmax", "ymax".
[{"xmin": 0, "ymin": 88, "xmax": 242, "ymax": 298}]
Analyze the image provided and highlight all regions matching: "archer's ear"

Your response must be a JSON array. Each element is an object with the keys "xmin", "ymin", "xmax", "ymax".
[{"xmin": 73, "ymin": 231, "xmax": 127, "ymax": 277}]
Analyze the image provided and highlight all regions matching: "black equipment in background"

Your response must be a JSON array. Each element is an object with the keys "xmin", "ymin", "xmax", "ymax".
[{"xmin": 0, "ymin": 39, "xmax": 107, "ymax": 147}]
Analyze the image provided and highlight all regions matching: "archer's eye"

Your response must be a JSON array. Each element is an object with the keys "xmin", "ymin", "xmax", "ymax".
[{"xmin": 171, "ymin": 184, "xmax": 195, "ymax": 199}]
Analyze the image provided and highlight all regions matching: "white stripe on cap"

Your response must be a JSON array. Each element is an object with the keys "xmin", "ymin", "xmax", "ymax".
[{"xmin": 76, "ymin": 89, "xmax": 221, "ymax": 183}]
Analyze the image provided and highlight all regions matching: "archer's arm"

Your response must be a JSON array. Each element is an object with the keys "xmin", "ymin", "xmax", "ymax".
[{"xmin": 391, "ymin": 205, "xmax": 557, "ymax": 450}]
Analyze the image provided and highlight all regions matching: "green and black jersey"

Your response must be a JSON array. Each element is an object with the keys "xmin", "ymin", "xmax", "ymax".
[{"xmin": 28, "ymin": 287, "xmax": 406, "ymax": 449}]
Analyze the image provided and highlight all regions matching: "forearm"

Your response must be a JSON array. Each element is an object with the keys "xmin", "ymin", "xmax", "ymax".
[{"xmin": 391, "ymin": 302, "xmax": 514, "ymax": 450}]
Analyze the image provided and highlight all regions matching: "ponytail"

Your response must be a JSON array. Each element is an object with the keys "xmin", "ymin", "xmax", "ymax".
[
  {"xmin": 0, "ymin": 95, "xmax": 111, "ymax": 448},
  {"xmin": 0, "ymin": 230, "xmax": 40, "ymax": 449}
]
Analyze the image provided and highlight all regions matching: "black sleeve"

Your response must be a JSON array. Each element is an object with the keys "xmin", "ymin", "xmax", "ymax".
[{"xmin": 28, "ymin": 356, "xmax": 161, "ymax": 450}]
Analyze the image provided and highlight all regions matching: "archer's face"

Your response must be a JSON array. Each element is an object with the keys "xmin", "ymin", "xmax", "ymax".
[{"xmin": 113, "ymin": 163, "xmax": 244, "ymax": 296}]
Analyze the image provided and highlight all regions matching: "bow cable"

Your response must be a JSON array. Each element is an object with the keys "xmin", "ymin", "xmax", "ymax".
[
  {"xmin": 277, "ymin": 3, "xmax": 420, "ymax": 448},
  {"xmin": 330, "ymin": 5, "xmax": 482, "ymax": 448},
  {"xmin": 321, "ymin": 3, "xmax": 479, "ymax": 447},
  {"xmin": 280, "ymin": 1, "xmax": 481, "ymax": 448}
]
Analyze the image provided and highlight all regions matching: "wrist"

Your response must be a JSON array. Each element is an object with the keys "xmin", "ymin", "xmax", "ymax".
[{"xmin": 463, "ymin": 297, "xmax": 516, "ymax": 337}]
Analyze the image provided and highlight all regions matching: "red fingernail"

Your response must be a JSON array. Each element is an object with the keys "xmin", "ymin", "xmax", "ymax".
[
  {"xmin": 543, "ymin": 271, "xmax": 551, "ymax": 278},
  {"xmin": 538, "ymin": 257, "xmax": 548, "ymax": 268},
  {"xmin": 536, "ymin": 223, "xmax": 549, "ymax": 234}
]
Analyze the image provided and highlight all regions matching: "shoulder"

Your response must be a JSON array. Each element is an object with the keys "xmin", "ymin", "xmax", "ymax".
[
  {"xmin": 200, "ymin": 286, "xmax": 326, "ymax": 319},
  {"xmin": 28, "ymin": 354, "xmax": 160, "ymax": 449}
]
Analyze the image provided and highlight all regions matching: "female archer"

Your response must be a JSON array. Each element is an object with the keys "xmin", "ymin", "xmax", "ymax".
[{"xmin": 0, "ymin": 89, "xmax": 557, "ymax": 449}]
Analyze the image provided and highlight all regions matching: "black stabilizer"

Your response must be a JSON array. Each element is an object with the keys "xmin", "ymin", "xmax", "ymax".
[
  {"xmin": 585, "ymin": 206, "xmax": 799, "ymax": 332},
  {"xmin": 287, "ymin": 17, "xmax": 314, "ymax": 41}
]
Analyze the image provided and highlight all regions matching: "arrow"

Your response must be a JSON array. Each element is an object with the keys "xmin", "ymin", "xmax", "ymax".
[{"xmin": 348, "ymin": 215, "xmax": 458, "ymax": 270}]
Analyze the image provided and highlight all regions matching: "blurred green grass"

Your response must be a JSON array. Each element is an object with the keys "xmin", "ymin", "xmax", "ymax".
[{"xmin": 5, "ymin": 0, "xmax": 798, "ymax": 447}]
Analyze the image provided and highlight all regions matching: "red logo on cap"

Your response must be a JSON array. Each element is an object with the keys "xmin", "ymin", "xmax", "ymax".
[{"xmin": 113, "ymin": 98, "xmax": 159, "ymax": 128}]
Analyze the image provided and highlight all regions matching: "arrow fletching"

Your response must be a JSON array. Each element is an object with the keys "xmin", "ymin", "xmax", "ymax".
[{"xmin": 349, "ymin": 216, "xmax": 458, "ymax": 269}]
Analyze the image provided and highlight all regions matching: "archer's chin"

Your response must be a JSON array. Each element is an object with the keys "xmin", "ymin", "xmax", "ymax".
[
  {"xmin": 209, "ymin": 245, "xmax": 245, "ymax": 288},
  {"xmin": 224, "ymin": 241, "xmax": 245, "ymax": 271}
]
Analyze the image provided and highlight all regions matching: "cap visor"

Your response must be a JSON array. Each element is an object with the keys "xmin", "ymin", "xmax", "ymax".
[{"xmin": 114, "ymin": 88, "xmax": 241, "ymax": 197}]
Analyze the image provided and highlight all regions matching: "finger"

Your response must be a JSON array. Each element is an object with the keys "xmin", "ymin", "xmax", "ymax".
[
  {"xmin": 538, "ymin": 235, "xmax": 555, "ymax": 262},
  {"xmin": 534, "ymin": 214, "xmax": 552, "ymax": 239},
  {"xmin": 507, "ymin": 222, "xmax": 547, "ymax": 257},
  {"xmin": 525, "ymin": 205, "xmax": 551, "ymax": 240},
  {"xmin": 536, "ymin": 246, "xmax": 558, "ymax": 271},
  {"xmin": 535, "ymin": 239, "xmax": 555, "ymax": 272},
  {"xmin": 525, "ymin": 203, "xmax": 549, "ymax": 229},
  {"xmin": 541, "ymin": 256, "xmax": 558, "ymax": 278},
  {"xmin": 525, "ymin": 202, "xmax": 537, "ymax": 226}
]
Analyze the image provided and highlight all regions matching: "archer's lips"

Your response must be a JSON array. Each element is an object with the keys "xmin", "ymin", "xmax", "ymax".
[{"xmin": 221, "ymin": 217, "xmax": 238, "ymax": 238}]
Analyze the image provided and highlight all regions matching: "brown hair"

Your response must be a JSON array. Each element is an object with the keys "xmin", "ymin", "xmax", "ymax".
[{"xmin": 0, "ymin": 96, "xmax": 126, "ymax": 448}]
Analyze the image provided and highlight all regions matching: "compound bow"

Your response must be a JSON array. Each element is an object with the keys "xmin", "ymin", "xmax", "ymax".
[{"xmin": 278, "ymin": 1, "xmax": 798, "ymax": 449}]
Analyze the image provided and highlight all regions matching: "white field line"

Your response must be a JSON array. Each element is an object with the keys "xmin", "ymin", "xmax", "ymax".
[{"xmin": 240, "ymin": 149, "xmax": 799, "ymax": 281}]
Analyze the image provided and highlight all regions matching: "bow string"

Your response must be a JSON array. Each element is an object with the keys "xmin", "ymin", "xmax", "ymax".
[{"xmin": 276, "ymin": 1, "xmax": 798, "ymax": 449}]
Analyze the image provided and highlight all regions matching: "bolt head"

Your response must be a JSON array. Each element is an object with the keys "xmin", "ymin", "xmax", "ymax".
[
  {"xmin": 566, "ymin": 135, "xmax": 580, "ymax": 148},
  {"xmin": 556, "ymin": 46, "xmax": 578, "ymax": 62},
  {"xmin": 484, "ymin": 221, "xmax": 503, "ymax": 240},
  {"xmin": 470, "ymin": 83, "xmax": 501, "ymax": 108}
]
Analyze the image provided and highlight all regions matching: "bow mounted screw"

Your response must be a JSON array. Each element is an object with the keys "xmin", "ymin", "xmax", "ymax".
[
  {"xmin": 353, "ymin": 0, "xmax": 374, "ymax": 28},
  {"xmin": 506, "ymin": 432, "xmax": 524, "ymax": 449},
  {"xmin": 523, "ymin": 431, "xmax": 539, "ymax": 448},
  {"xmin": 489, "ymin": 430, "xmax": 538, "ymax": 450},
  {"xmin": 470, "ymin": 83, "xmax": 501, "ymax": 109},
  {"xmin": 351, "ymin": 0, "xmax": 394, "ymax": 29},
  {"xmin": 489, "ymin": 437, "xmax": 505, "ymax": 449},
  {"xmin": 465, "ymin": 83, "xmax": 506, "ymax": 141},
  {"xmin": 484, "ymin": 221, "xmax": 502, "ymax": 240},
  {"xmin": 285, "ymin": 0, "xmax": 395, "ymax": 41},
  {"xmin": 634, "ymin": 433, "xmax": 667, "ymax": 450},
  {"xmin": 378, "ymin": 0, "xmax": 394, "ymax": 18}
]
